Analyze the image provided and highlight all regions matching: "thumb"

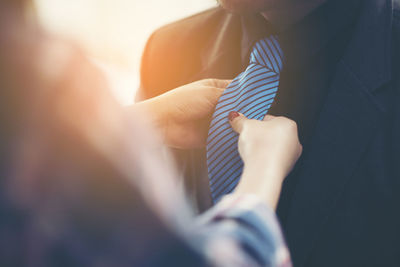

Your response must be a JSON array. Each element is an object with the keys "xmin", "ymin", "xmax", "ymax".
[
  {"xmin": 263, "ymin": 114, "xmax": 276, "ymax": 121},
  {"xmin": 207, "ymin": 78, "xmax": 232, "ymax": 89},
  {"xmin": 229, "ymin": 111, "xmax": 247, "ymax": 134}
]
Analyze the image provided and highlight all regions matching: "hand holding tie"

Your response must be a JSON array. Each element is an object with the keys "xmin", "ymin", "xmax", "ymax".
[
  {"xmin": 131, "ymin": 79, "xmax": 231, "ymax": 148},
  {"xmin": 229, "ymin": 112, "xmax": 302, "ymax": 209}
]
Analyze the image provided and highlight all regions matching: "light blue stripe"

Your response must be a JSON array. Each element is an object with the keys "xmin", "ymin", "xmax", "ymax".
[
  {"xmin": 219, "ymin": 66, "xmax": 272, "ymax": 101},
  {"xmin": 208, "ymin": 138, "xmax": 238, "ymax": 171},
  {"xmin": 256, "ymin": 42, "xmax": 276, "ymax": 72},
  {"xmin": 221, "ymin": 177, "xmax": 241, "ymax": 196},
  {"xmin": 236, "ymin": 81, "xmax": 278, "ymax": 105},
  {"xmin": 241, "ymin": 93, "xmax": 276, "ymax": 115},
  {"xmin": 208, "ymin": 144, "xmax": 239, "ymax": 176},
  {"xmin": 222, "ymin": 64, "xmax": 264, "ymax": 93},
  {"xmin": 261, "ymin": 40, "xmax": 280, "ymax": 73},
  {"xmin": 238, "ymin": 88, "xmax": 277, "ymax": 113},
  {"xmin": 212, "ymin": 165, "xmax": 242, "ymax": 196},
  {"xmin": 247, "ymin": 104, "xmax": 272, "ymax": 119},
  {"xmin": 211, "ymin": 76, "xmax": 279, "ymax": 121},
  {"xmin": 210, "ymin": 156, "xmax": 242, "ymax": 191},
  {"xmin": 209, "ymin": 78, "xmax": 278, "ymax": 134},
  {"xmin": 266, "ymin": 38, "xmax": 283, "ymax": 72},
  {"xmin": 207, "ymin": 35, "xmax": 283, "ymax": 202},
  {"xmin": 211, "ymin": 155, "xmax": 242, "ymax": 184},
  {"xmin": 207, "ymin": 124, "xmax": 233, "ymax": 151},
  {"xmin": 208, "ymin": 92, "xmax": 275, "ymax": 147},
  {"xmin": 252, "ymin": 44, "xmax": 268, "ymax": 67},
  {"xmin": 270, "ymin": 37, "xmax": 284, "ymax": 62},
  {"xmin": 212, "ymin": 163, "xmax": 243, "ymax": 197},
  {"xmin": 208, "ymin": 90, "xmax": 277, "ymax": 166},
  {"xmin": 208, "ymin": 133, "xmax": 238, "ymax": 166}
]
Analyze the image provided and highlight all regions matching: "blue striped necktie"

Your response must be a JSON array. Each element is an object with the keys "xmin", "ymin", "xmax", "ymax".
[{"xmin": 207, "ymin": 35, "xmax": 284, "ymax": 203}]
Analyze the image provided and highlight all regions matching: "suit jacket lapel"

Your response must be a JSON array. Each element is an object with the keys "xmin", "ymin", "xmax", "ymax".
[
  {"xmin": 283, "ymin": 0, "xmax": 393, "ymax": 266},
  {"xmin": 194, "ymin": 13, "xmax": 245, "ymax": 80},
  {"xmin": 285, "ymin": 63, "xmax": 382, "ymax": 266}
]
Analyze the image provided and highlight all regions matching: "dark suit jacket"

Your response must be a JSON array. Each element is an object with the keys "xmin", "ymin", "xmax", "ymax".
[{"xmin": 138, "ymin": 0, "xmax": 400, "ymax": 266}]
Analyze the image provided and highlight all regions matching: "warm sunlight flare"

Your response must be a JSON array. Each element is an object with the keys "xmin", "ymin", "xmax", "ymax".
[{"xmin": 34, "ymin": 0, "xmax": 217, "ymax": 104}]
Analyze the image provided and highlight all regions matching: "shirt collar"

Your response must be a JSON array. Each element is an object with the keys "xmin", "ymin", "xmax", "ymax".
[{"xmin": 240, "ymin": 0, "xmax": 363, "ymax": 68}]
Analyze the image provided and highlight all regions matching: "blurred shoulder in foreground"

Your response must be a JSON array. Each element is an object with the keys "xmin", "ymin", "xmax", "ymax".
[{"xmin": 0, "ymin": 2, "xmax": 203, "ymax": 266}]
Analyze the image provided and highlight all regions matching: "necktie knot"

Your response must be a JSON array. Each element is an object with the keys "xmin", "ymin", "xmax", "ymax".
[{"xmin": 249, "ymin": 35, "xmax": 283, "ymax": 74}]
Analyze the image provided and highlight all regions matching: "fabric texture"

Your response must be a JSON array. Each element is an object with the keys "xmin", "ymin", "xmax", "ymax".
[
  {"xmin": 207, "ymin": 36, "xmax": 283, "ymax": 202},
  {"xmin": 192, "ymin": 194, "xmax": 292, "ymax": 267},
  {"xmin": 138, "ymin": 0, "xmax": 400, "ymax": 266},
  {"xmin": 0, "ymin": 11, "xmax": 292, "ymax": 266}
]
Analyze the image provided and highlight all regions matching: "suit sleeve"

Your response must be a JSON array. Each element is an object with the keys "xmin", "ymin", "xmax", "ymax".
[{"xmin": 189, "ymin": 195, "xmax": 292, "ymax": 267}]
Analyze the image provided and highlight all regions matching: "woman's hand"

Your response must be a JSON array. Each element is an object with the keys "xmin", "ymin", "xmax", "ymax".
[
  {"xmin": 229, "ymin": 112, "xmax": 302, "ymax": 209},
  {"xmin": 131, "ymin": 79, "xmax": 230, "ymax": 148}
]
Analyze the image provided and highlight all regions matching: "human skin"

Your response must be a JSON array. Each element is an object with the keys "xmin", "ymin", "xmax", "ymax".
[
  {"xmin": 130, "ymin": 79, "xmax": 230, "ymax": 148},
  {"xmin": 132, "ymin": 83, "xmax": 302, "ymax": 209},
  {"xmin": 229, "ymin": 113, "xmax": 302, "ymax": 209}
]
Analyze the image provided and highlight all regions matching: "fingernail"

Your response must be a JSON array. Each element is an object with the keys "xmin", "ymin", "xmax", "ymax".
[{"xmin": 228, "ymin": 111, "xmax": 240, "ymax": 121}]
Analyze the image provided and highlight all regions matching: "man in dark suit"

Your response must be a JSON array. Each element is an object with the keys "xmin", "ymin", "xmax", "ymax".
[{"xmin": 137, "ymin": 0, "xmax": 400, "ymax": 266}]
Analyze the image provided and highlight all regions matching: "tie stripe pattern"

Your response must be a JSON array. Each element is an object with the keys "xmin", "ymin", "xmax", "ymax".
[{"xmin": 207, "ymin": 36, "xmax": 283, "ymax": 203}]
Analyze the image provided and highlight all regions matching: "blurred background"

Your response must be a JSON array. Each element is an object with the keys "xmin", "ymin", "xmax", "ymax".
[{"xmin": 34, "ymin": 0, "xmax": 217, "ymax": 105}]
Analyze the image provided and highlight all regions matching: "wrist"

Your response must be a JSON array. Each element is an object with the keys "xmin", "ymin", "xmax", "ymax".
[
  {"xmin": 234, "ymin": 161, "xmax": 285, "ymax": 209},
  {"xmin": 130, "ymin": 98, "xmax": 167, "ymax": 126},
  {"xmin": 244, "ymin": 155, "xmax": 287, "ymax": 180}
]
